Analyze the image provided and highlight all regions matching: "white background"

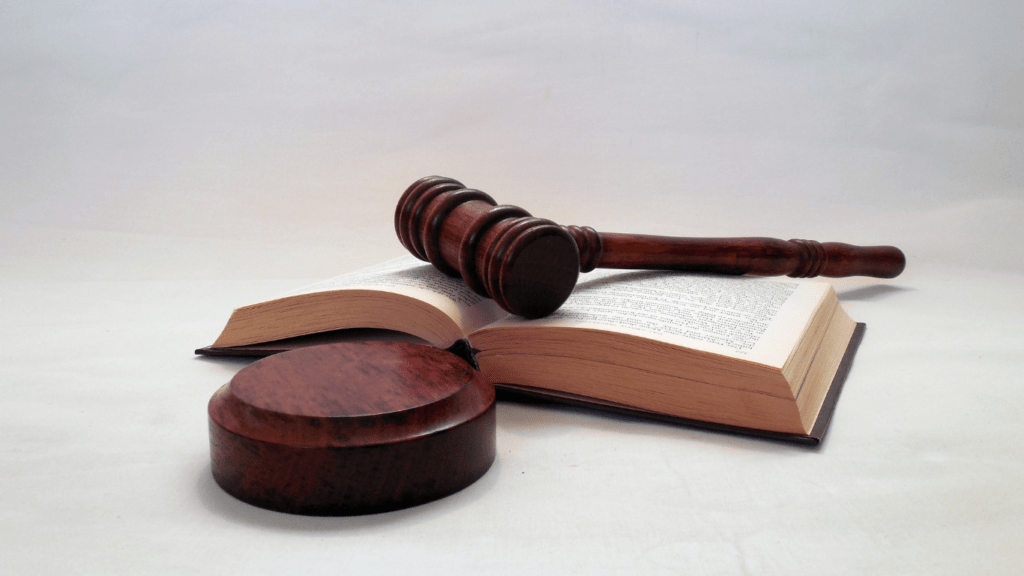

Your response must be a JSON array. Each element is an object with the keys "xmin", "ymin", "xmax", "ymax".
[{"xmin": 2, "ymin": 1, "xmax": 1022, "ymax": 574}]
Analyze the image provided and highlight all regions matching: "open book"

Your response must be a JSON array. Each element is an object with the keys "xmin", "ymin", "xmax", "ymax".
[{"xmin": 198, "ymin": 257, "xmax": 863, "ymax": 444}]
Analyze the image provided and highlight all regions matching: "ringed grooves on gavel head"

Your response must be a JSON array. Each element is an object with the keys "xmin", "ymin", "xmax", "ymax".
[
  {"xmin": 395, "ymin": 176, "xmax": 583, "ymax": 319},
  {"xmin": 395, "ymin": 175, "xmax": 906, "ymax": 319}
]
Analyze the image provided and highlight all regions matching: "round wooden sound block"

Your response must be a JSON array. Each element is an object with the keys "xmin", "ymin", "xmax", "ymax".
[{"xmin": 208, "ymin": 341, "xmax": 496, "ymax": 516}]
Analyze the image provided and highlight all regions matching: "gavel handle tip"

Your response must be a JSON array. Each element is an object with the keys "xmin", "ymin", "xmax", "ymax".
[{"xmin": 819, "ymin": 243, "xmax": 906, "ymax": 278}]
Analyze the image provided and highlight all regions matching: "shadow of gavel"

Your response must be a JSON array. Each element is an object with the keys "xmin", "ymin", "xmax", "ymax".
[{"xmin": 396, "ymin": 176, "xmax": 906, "ymax": 319}]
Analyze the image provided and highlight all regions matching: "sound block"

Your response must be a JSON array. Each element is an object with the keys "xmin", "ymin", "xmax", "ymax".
[{"xmin": 208, "ymin": 341, "xmax": 496, "ymax": 516}]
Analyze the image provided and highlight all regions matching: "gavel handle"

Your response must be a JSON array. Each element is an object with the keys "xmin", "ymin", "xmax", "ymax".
[{"xmin": 593, "ymin": 233, "xmax": 906, "ymax": 279}]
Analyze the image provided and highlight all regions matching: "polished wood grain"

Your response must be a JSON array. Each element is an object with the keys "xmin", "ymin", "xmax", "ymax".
[
  {"xmin": 208, "ymin": 341, "xmax": 495, "ymax": 515},
  {"xmin": 396, "ymin": 175, "xmax": 906, "ymax": 318}
]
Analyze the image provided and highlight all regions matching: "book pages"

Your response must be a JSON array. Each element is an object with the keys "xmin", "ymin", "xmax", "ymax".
[
  {"xmin": 276, "ymin": 256, "xmax": 508, "ymax": 335},
  {"xmin": 484, "ymin": 269, "xmax": 829, "ymax": 368}
]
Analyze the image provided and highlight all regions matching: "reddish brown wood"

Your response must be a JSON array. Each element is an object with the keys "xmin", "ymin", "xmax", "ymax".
[
  {"xmin": 208, "ymin": 341, "xmax": 495, "ymax": 516},
  {"xmin": 597, "ymin": 234, "xmax": 906, "ymax": 278},
  {"xmin": 395, "ymin": 175, "xmax": 906, "ymax": 318}
]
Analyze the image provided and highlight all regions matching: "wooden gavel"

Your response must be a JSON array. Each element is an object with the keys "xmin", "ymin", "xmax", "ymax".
[{"xmin": 396, "ymin": 176, "xmax": 906, "ymax": 318}]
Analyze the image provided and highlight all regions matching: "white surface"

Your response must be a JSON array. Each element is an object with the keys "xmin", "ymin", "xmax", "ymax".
[{"xmin": 2, "ymin": 2, "xmax": 1022, "ymax": 574}]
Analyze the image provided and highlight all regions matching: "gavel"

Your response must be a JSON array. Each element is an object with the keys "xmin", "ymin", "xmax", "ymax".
[{"xmin": 396, "ymin": 176, "xmax": 906, "ymax": 319}]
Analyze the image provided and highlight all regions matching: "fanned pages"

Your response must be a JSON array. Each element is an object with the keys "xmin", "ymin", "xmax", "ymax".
[{"xmin": 202, "ymin": 256, "xmax": 861, "ymax": 442}]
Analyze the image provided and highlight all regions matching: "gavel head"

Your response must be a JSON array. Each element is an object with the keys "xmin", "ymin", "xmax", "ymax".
[{"xmin": 395, "ymin": 176, "xmax": 597, "ymax": 319}]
